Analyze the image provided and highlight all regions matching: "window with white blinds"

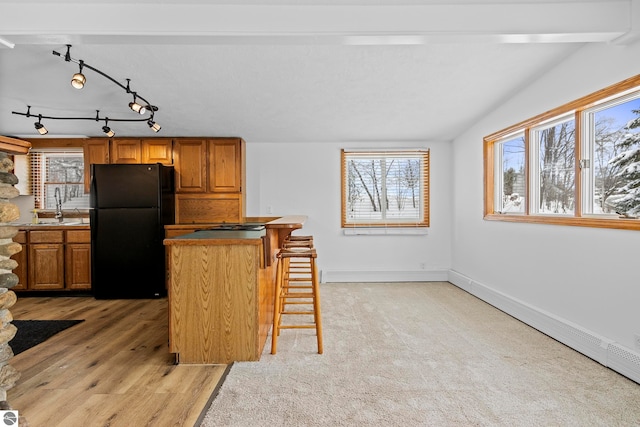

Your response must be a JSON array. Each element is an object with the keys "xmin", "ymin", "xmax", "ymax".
[
  {"xmin": 341, "ymin": 149, "xmax": 429, "ymax": 227},
  {"xmin": 28, "ymin": 149, "xmax": 89, "ymax": 210}
]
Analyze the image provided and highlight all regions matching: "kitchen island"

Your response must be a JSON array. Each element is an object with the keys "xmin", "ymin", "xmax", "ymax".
[{"xmin": 163, "ymin": 216, "xmax": 306, "ymax": 364}]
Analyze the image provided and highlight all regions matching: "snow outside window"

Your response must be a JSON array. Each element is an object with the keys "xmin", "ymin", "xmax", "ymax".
[
  {"xmin": 494, "ymin": 133, "xmax": 526, "ymax": 214},
  {"xmin": 484, "ymin": 74, "xmax": 640, "ymax": 231},
  {"xmin": 582, "ymin": 94, "xmax": 640, "ymax": 217}
]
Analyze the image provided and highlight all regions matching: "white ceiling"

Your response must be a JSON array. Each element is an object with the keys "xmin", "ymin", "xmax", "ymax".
[{"xmin": 0, "ymin": 1, "xmax": 637, "ymax": 143}]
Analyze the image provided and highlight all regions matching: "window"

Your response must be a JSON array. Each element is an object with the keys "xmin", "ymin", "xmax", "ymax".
[
  {"xmin": 341, "ymin": 149, "xmax": 429, "ymax": 227},
  {"xmin": 532, "ymin": 115, "xmax": 576, "ymax": 215},
  {"xmin": 494, "ymin": 133, "xmax": 526, "ymax": 213},
  {"xmin": 24, "ymin": 149, "xmax": 89, "ymax": 211},
  {"xmin": 583, "ymin": 94, "xmax": 640, "ymax": 216},
  {"xmin": 484, "ymin": 74, "xmax": 640, "ymax": 230}
]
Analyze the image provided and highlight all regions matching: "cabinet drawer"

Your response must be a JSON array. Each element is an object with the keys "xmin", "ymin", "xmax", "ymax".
[
  {"xmin": 66, "ymin": 230, "xmax": 91, "ymax": 243},
  {"xmin": 29, "ymin": 230, "xmax": 64, "ymax": 243}
]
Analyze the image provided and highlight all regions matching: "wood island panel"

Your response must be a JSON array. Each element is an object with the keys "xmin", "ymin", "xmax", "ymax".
[
  {"xmin": 165, "ymin": 233, "xmax": 277, "ymax": 364},
  {"xmin": 163, "ymin": 216, "xmax": 306, "ymax": 365}
]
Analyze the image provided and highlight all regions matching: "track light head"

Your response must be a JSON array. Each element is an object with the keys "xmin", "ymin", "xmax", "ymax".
[
  {"xmin": 102, "ymin": 119, "xmax": 114, "ymax": 137},
  {"xmin": 71, "ymin": 61, "xmax": 86, "ymax": 89},
  {"xmin": 34, "ymin": 117, "xmax": 48, "ymax": 135},
  {"xmin": 129, "ymin": 101, "xmax": 146, "ymax": 115},
  {"xmin": 147, "ymin": 119, "xmax": 161, "ymax": 133},
  {"xmin": 71, "ymin": 73, "xmax": 86, "ymax": 89},
  {"xmin": 102, "ymin": 125, "xmax": 114, "ymax": 137}
]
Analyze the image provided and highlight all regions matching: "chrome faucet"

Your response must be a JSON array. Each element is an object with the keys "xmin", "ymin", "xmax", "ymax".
[{"xmin": 54, "ymin": 187, "xmax": 63, "ymax": 222}]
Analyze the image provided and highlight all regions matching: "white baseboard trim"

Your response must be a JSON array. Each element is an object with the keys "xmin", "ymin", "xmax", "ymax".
[
  {"xmin": 448, "ymin": 270, "xmax": 640, "ymax": 384},
  {"xmin": 321, "ymin": 269, "xmax": 448, "ymax": 283}
]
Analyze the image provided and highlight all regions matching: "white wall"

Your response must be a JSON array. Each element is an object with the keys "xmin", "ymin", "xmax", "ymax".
[
  {"xmin": 245, "ymin": 141, "xmax": 452, "ymax": 282},
  {"xmin": 450, "ymin": 39, "xmax": 640, "ymax": 358}
]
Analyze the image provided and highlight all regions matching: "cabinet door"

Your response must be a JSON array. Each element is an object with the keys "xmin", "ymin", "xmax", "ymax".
[
  {"xmin": 208, "ymin": 139, "xmax": 242, "ymax": 192},
  {"xmin": 175, "ymin": 193, "xmax": 242, "ymax": 224},
  {"xmin": 65, "ymin": 243, "xmax": 91, "ymax": 290},
  {"xmin": 29, "ymin": 244, "xmax": 64, "ymax": 290},
  {"xmin": 174, "ymin": 139, "xmax": 207, "ymax": 193},
  {"xmin": 10, "ymin": 231, "xmax": 27, "ymax": 291},
  {"xmin": 142, "ymin": 139, "xmax": 173, "ymax": 164},
  {"xmin": 111, "ymin": 138, "xmax": 142, "ymax": 164},
  {"xmin": 83, "ymin": 138, "xmax": 110, "ymax": 193}
]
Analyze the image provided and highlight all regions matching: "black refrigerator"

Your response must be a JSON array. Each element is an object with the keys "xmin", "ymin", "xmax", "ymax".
[{"xmin": 90, "ymin": 163, "xmax": 175, "ymax": 299}]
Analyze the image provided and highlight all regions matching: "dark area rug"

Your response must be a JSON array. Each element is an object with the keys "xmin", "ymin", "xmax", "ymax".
[{"xmin": 9, "ymin": 320, "xmax": 84, "ymax": 355}]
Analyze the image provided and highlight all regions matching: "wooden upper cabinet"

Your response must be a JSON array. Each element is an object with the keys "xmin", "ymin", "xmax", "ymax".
[
  {"xmin": 208, "ymin": 139, "xmax": 242, "ymax": 192},
  {"xmin": 109, "ymin": 138, "xmax": 173, "ymax": 164},
  {"xmin": 111, "ymin": 138, "xmax": 142, "ymax": 164},
  {"xmin": 142, "ymin": 139, "xmax": 173, "ymax": 164},
  {"xmin": 174, "ymin": 139, "xmax": 207, "ymax": 193},
  {"xmin": 83, "ymin": 138, "xmax": 110, "ymax": 193}
]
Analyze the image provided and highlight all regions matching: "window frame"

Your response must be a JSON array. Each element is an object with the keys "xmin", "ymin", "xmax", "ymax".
[
  {"xmin": 484, "ymin": 73, "xmax": 640, "ymax": 231},
  {"xmin": 341, "ymin": 148, "xmax": 430, "ymax": 228}
]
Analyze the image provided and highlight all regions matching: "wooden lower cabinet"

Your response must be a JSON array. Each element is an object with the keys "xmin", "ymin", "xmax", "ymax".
[
  {"xmin": 28, "ymin": 230, "xmax": 65, "ymax": 290},
  {"xmin": 29, "ymin": 243, "xmax": 65, "ymax": 290},
  {"xmin": 13, "ymin": 228, "xmax": 91, "ymax": 292},
  {"xmin": 65, "ymin": 230, "xmax": 92, "ymax": 290},
  {"xmin": 165, "ymin": 232, "xmax": 276, "ymax": 364}
]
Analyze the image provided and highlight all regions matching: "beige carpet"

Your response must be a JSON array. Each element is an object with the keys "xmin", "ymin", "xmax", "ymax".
[{"xmin": 201, "ymin": 282, "xmax": 640, "ymax": 426}]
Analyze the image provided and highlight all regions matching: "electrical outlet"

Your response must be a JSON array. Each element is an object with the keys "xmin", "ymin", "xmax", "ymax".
[
  {"xmin": 635, "ymin": 334, "xmax": 640, "ymax": 350},
  {"xmin": 267, "ymin": 206, "xmax": 273, "ymax": 214},
  {"xmin": 419, "ymin": 262, "xmax": 426, "ymax": 270}
]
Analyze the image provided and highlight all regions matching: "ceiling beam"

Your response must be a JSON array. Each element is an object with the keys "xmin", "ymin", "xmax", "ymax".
[{"xmin": 0, "ymin": 2, "xmax": 631, "ymax": 45}]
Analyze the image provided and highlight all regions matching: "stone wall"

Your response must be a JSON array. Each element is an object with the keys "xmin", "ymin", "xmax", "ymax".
[{"xmin": 0, "ymin": 152, "xmax": 26, "ymax": 426}]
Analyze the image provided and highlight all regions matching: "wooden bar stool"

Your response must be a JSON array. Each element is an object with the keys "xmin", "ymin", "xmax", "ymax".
[
  {"xmin": 271, "ymin": 246, "xmax": 323, "ymax": 355},
  {"xmin": 282, "ymin": 236, "xmax": 314, "ymax": 283}
]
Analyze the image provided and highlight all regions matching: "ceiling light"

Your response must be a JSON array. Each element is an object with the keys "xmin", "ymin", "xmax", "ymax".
[
  {"xmin": 147, "ymin": 119, "xmax": 161, "ymax": 132},
  {"xmin": 34, "ymin": 115, "xmax": 48, "ymax": 135},
  {"xmin": 71, "ymin": 60, "xmax": 86, "ymax": 89},
  {"xmin": 129, "ymin": 100, "xmax": 146, "ymax": 115},
  {"xmin": 102, "ymin": 126, "xmax": 114, "ymax": 137},
  {"xmin": 102, "ymin": 119, "xmax": 114, "ymax": 137},
  {"xmin": 13, "ymin": 45, "xmax": 161, "ymax": 136}
]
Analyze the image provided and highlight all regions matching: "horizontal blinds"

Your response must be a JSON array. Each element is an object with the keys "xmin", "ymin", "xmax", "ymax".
[
  {"xmin": 29, "ymin": 149, "xmax": 84, "ymax": 210},
  {"xmin": 341, "ymin": 149, "xmax": 429, "ymax": 227},
  {"xmin": 29, "ymin": 151, "xmax": 42, "ymax": 209}
]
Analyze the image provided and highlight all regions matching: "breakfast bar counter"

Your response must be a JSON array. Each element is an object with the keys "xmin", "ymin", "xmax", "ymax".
[{"xmin": 163, "ymin": 215, "xmax": 306, "ymax": 364}]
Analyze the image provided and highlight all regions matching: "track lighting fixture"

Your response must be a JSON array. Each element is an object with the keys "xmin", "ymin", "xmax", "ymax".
[
  {"xmin": 129, "ymin": 97, "xmax": 146, "ymax": 115},
  {"xmin": 147, "ymin": 119, "xmax": 161, "ymax": 132},
  {"xmin": 34, "ymin": 114, "xmax": 48, "ymax": 135},
  {"xmin": 102, "ymin": 119, "xmax": 115, "ymax": 137},
  {"xmin": 71, "ymin": 61, "xmax": 86, "ymax": 89},
  {"xmin": 12, "ymin": 44, "xmax": 161, "ymax": 136}
]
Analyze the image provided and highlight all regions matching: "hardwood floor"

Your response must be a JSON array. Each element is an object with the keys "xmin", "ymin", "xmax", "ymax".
[{"xmin": 7, "ymin": 296, "xmax": 229, "ymax": 427}]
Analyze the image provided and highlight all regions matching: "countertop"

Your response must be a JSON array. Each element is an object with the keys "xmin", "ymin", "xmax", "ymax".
[
  {"xmin": 164, "ymin": 215, "xmax": 307, "ymax": 231},
  {"xmin": 11, "ymin": 222, "xmax": 90, "ymax": 230},
  {"xmin": 164, "ymin": 228, "xmax": 266, "ymax": 245}
]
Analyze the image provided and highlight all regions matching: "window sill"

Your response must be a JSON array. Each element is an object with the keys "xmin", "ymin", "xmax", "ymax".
[
  {"xmin": 343, "ymin": 227, "xmax": 428, "ymax": 236},
  {"xmin": 484, "ymin": 213, "xmax": 640, "ymax": 231}
]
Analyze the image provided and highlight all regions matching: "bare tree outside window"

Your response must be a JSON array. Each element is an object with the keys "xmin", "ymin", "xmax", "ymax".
[
  {"xmin": 341, "ymin": 150, "xmax": 429, "ymax": 227},
  {"xmin": 538, "ymin": 120, "xmax": 575, "ymax": 214}
]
